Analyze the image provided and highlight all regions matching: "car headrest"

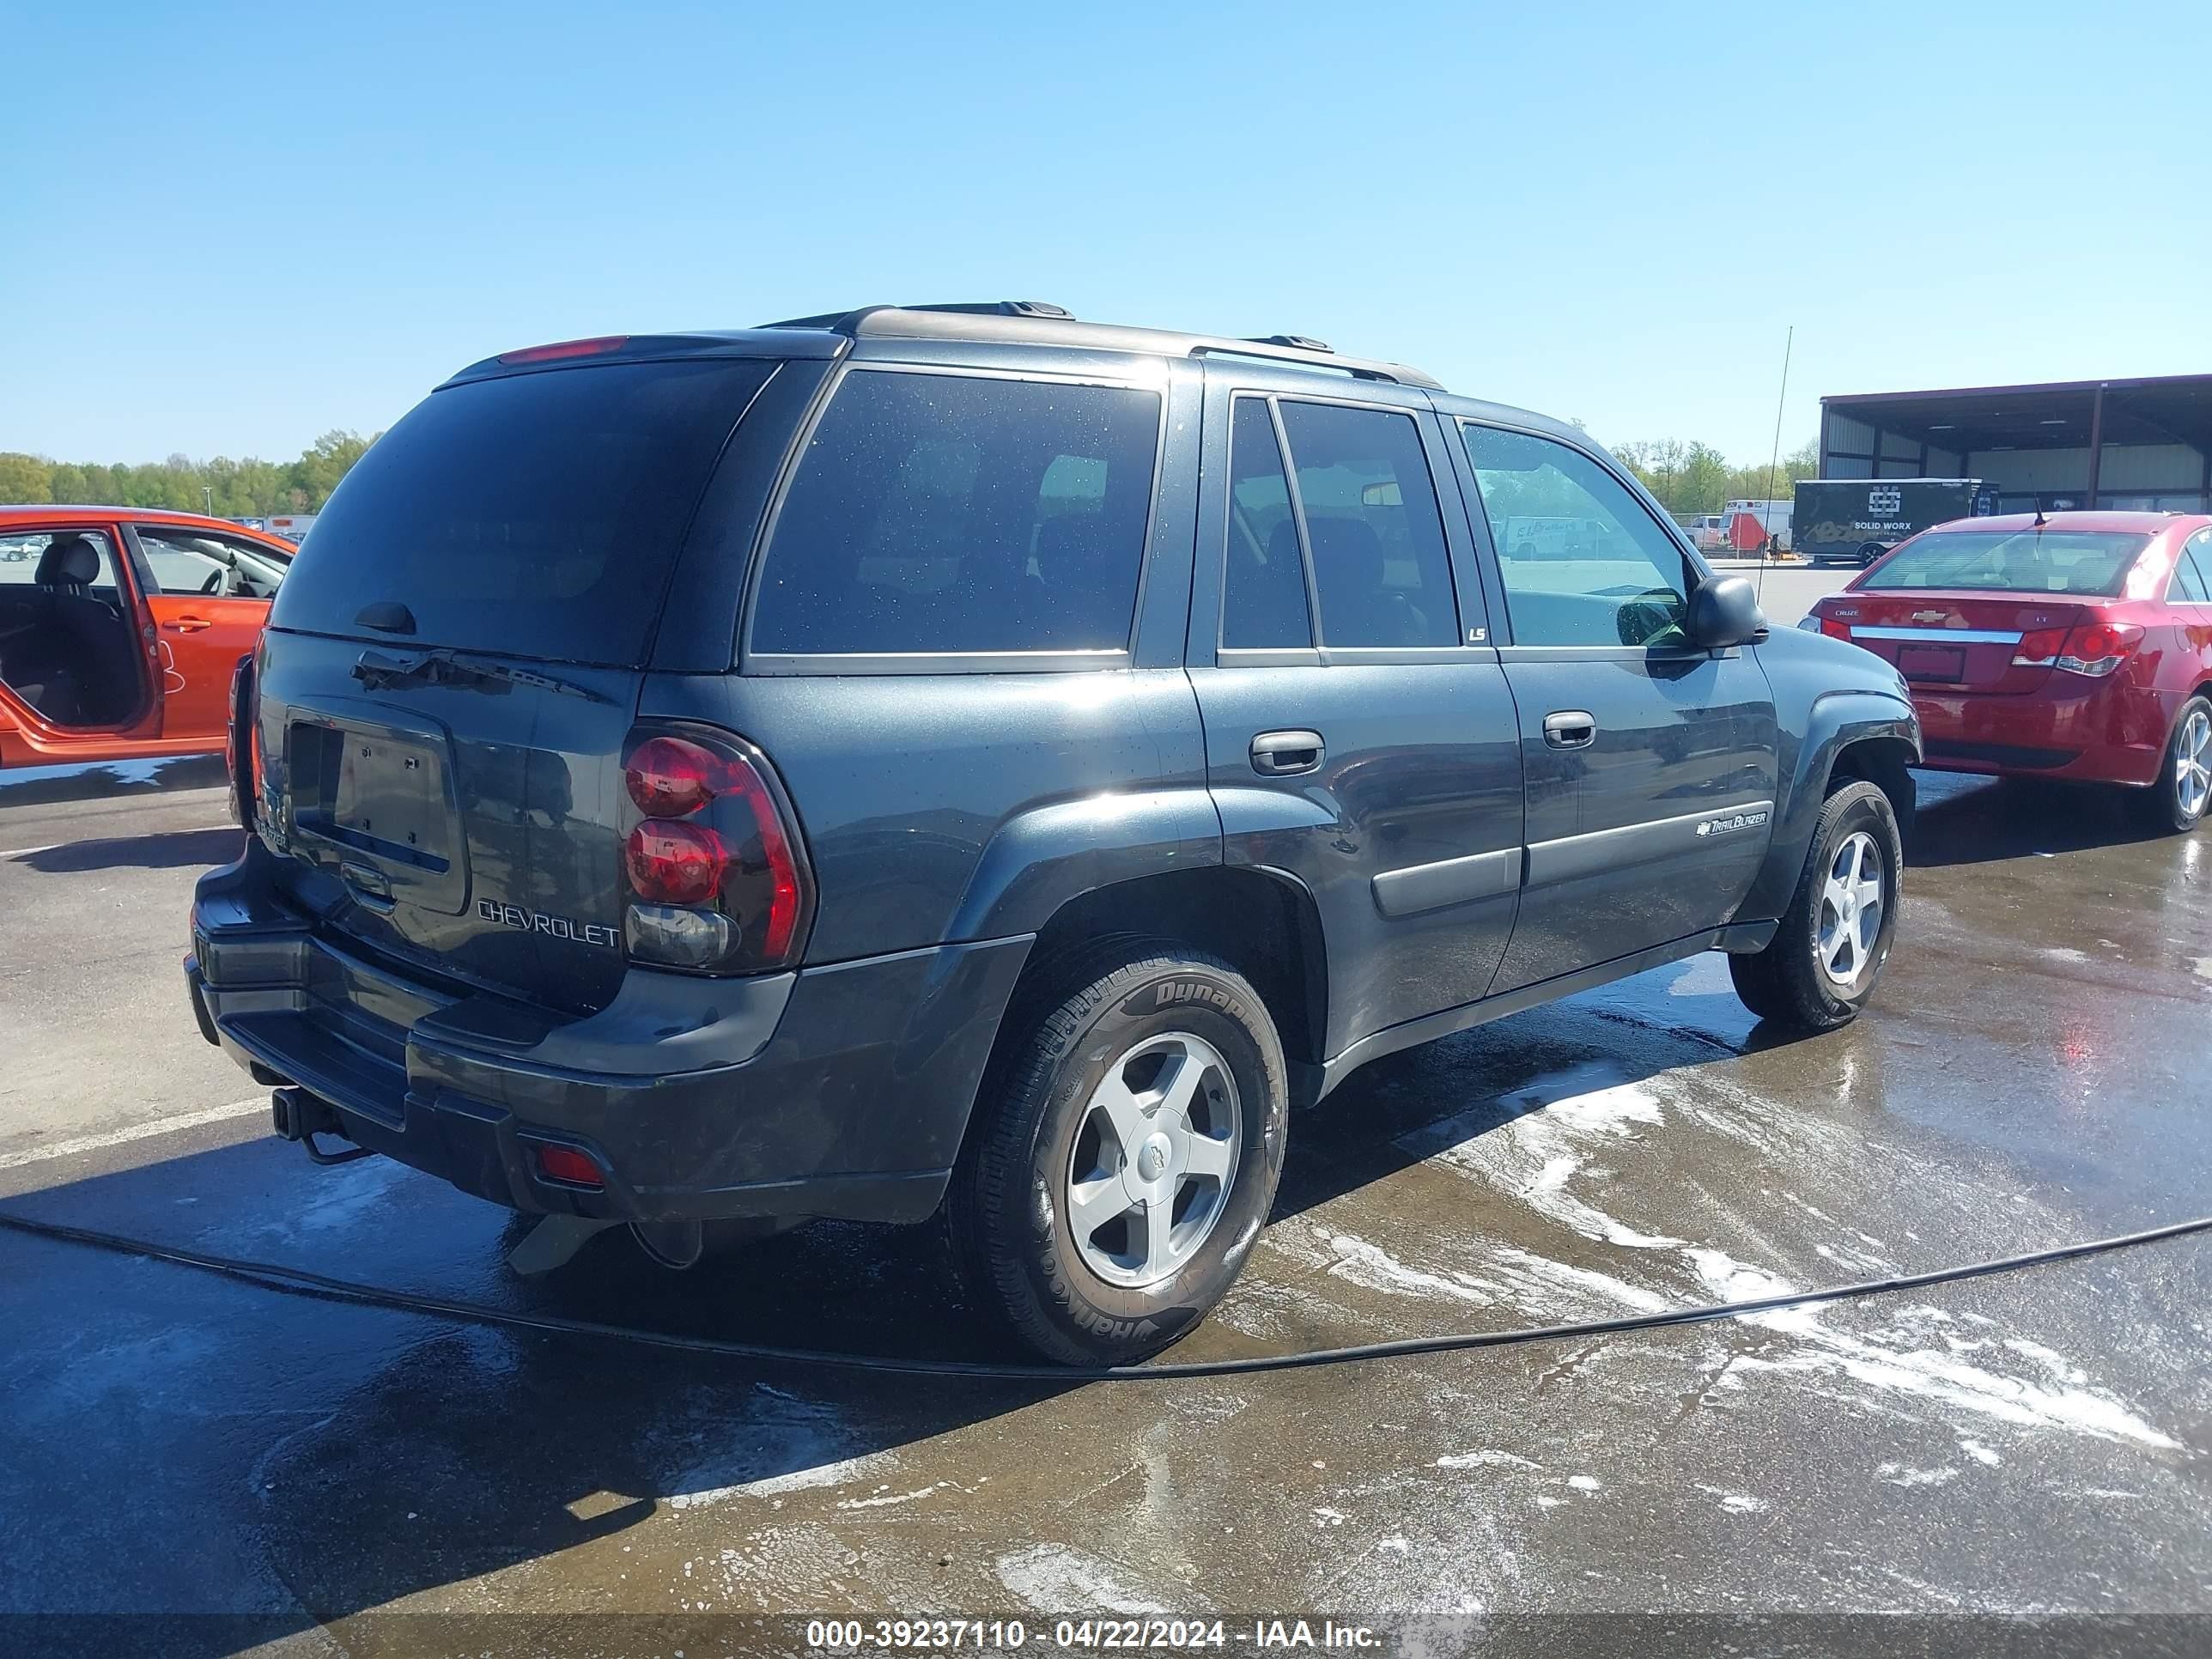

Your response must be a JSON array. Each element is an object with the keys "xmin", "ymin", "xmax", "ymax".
[{"xmin": 36, "ymin": 535, "xmax": 102, "ymax": 589}]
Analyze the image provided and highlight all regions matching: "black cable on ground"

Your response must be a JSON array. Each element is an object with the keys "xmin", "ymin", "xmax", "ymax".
[{"xmin": 2, "ymin": 1206, "xmax": 2208, "ymax": 1383}]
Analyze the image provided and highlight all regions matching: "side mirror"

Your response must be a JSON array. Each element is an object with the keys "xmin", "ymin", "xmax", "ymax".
[{"xmin": 1686, "ymin": 574, "xmax": 1766, "ymax": 649}]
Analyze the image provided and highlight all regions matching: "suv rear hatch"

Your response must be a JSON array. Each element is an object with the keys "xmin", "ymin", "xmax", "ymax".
[{"xmin": 250, "ymin": 351, "xmax": 782, "ymax": 1017}]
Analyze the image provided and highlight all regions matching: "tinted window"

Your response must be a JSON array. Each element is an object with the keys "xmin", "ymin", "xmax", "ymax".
[
  {"xmin": 138, "ymin": 528, "xmax": 289, "ymax": 599},
  {"xmin": 1462, "ymin": 425, "xmax": 1692, "ymax": 647},
  {"xmin": 1859, "ymin": 529, "xmax": 2153, "ymax": 597},
  {"xmin": 1273, "ymin": 402, "xmax": 1457, "ymax": 648},
  {"xmin": 753, "ymin": 371, "xmax": 1160, "ymax": 655},
  {"xmin": 271, "ymin": 359, "xmax": 775, "ymax": 665},
  {"xmin": 2178, "ymin": 534, "xmax": 2212, "ymax": 604},
  {"xmin": 1223, "ymin": 398, "xmax": 1313, "ymax": 648}
]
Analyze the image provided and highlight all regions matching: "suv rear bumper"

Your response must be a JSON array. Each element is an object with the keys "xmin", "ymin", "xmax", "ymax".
[{"xmin": 185, "ymin": 850, "xmax": 1030, "ymax": 1224}]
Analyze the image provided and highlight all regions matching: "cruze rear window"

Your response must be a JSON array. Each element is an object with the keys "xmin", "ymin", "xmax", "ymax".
[
  {"xmin": 750, "ymin": 369, "xmax": 1161, "ymax": 657},
  {"xmin": 1862, "ymin": 529, "xmax": 2153, "ymax": 597},
  {"xmin": 270, "ymin": 359, "xmax": 775, "ymax": 665}
]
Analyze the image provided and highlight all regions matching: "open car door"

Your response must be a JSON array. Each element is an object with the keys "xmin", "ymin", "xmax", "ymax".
[{"xmin": 127, "ymin": 525, "xmax": 289, "ymax": 745}]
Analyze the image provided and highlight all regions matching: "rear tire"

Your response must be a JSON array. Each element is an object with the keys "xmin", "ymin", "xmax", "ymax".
[
  {"xmin": 951, "ymin": 940, "xmax": 1287, "ymax": 1365},
  {"xmin": 2128, "ymin": 696, "xmax": 2212, "ymax": 836},
  {"xmin": 1729, "ymin": 781, "xmax": 1903, "ymax": 1034}
]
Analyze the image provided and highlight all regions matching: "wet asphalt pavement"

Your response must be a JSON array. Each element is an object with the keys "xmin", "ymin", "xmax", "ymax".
[{"xmin": 3, "ymin": 744, "xmax": 2210, "ymax": 1652}]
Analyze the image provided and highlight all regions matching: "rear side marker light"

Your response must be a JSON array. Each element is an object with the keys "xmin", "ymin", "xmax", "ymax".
[
  {"xmin": 497, "ymin": 335, "xmax": 630, "ymax": 365},
  {"xmin": 534, "ymin": 1145, "xmax": 604, "ymax": 1188}
]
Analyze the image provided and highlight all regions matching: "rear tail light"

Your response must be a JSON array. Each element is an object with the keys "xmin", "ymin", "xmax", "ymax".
[
  {"xmin": 623, "ymin": 819, "xmax": 727, "ymax": 905},
  {"xmin": 2053, "ymin": 621, "xmax": 2142, "ymax": 678},
  {"xmin": 1818, "ymin": 617, "xmax": 1853, "ymax": 641},
  {"xmin": 2013, "ymin": 627, "xmax": 2069, "ymax": 667},
  {"xmin": 617, "ymin": 724, "xmax": 812, "ymax": 974}
]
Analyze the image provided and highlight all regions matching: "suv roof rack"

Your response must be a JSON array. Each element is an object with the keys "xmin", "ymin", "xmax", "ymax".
[{"xmin": 757, "ymin": 303, "xmax": 1442, "ymax": 390}]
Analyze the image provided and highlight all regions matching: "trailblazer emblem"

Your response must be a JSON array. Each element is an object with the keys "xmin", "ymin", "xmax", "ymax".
[{"xmin": 1695, "ymin": 809, "xmax": 1771, "ymax": 839}]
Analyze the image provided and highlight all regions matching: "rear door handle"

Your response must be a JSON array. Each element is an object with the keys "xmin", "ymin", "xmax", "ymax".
[
  {"xmin": 1542, "ymin": 710, "xmax": 1597, "ymax": 750},
  {"xmin": 164, "ymin": 617, "xmax": 214, "ymax": 634},
  {"xmin": 1250, "ymin": 729, "xmax": 1324, "ymax": 776}
]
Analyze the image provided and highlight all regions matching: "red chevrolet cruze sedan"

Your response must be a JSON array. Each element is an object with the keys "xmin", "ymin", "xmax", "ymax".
[{"xmin": 1805, "ymin": 511, "xmax": 2212, "ymax": 834}]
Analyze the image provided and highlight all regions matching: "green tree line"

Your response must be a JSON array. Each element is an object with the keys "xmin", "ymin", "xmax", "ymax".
[
  {"xmin": 1612, "ymin": 436, "xmax": 1821, "ymax": 519},
  {"xmin": 0, "ymin": 431, "xmax": 377, "ymax": 519}
]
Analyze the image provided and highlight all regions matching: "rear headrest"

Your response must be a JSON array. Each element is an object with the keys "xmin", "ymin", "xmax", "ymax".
[{"xmin": 36, "ymin": 535, "xmax": 102, "ymax": 588}]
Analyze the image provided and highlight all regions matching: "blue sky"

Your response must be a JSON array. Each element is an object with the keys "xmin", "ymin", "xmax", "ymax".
[{"xmin": 7, "ymin": 0, "xmax": 2206, "ymax": 468}]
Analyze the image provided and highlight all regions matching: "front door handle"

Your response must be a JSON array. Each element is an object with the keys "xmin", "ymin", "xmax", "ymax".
[
  {"xmin": 1542, "ymin": 710, "xmax": 1597, "ymax": 750},
  {"xmin": 1250, "ymin": 729, "xmax": 1324, "ymax": 776},
  {"xmin": 164, "ymin": 617, "xmax": 214, "ymax": 634}
]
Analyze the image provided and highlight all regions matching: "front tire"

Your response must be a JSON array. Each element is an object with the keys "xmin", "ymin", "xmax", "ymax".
[
  {"xmin": 1729, "ymin": 780, "xmax": 1903, "ymax": 1033},
  {"xmin": 951, "ymin": 941, "xmax": 1287, "ymax": 1365},
  {"xmin": 2129, "ymin": 696, "xmax": 2211, "ymax": 836}
]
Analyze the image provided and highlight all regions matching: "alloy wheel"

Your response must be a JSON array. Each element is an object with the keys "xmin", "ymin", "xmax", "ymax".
[
  {"xmin": 1064, "ymin": 1031, "xmax": 1241, "ymax": 1289},
  {"xmin": 1815, "ymin": 830, "xmax": 1884, "ymax": 988},
  {"xmin": 2176, "ymin": 708, "xmax": 2211, "ymax": 821}
]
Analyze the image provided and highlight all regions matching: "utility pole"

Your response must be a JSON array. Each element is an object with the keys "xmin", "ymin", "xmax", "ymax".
[{"xmin": 204, "ymin": 486, "xmax": 214, "ymax": 516}]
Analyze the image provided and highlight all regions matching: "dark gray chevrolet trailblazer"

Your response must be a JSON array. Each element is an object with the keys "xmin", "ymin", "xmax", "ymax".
[{"xmin": 187, "ymin": 301, "xmax": 1920, "ymax": 1363}]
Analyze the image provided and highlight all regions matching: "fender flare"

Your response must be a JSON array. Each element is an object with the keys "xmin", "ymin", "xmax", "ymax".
[
  {"xmin": 1738, "ymin": 689, "xmax": 1919, "ymax": 922},
  {"xmin": 943, "ymin": 787, "xmax": 1225, "ymax": 944}
]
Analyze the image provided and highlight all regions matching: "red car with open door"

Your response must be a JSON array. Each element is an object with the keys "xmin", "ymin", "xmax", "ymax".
[
  {"xmin": 0, "ymin": 506, "xmax": 295, "ymax": 770},
  {"xmin": 1805, "ymin": 511, "xmax": 2212, "ymax": 833}
]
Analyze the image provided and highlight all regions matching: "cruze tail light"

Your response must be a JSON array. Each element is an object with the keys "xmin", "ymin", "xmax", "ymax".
[
  {"xmin": 618, "ymin": 726, "xmax": 812, "ymax": 974},
  {"xmin": 1819, "ymin": 617, "xmax": 1853, "ymax": 641},
  {"xmin": 2012, "ymin": 627, "xmax": 2069, "ymax": 668},
  {"xmin": 2054, "ymin": 621, "xmax": 2142, "ymax": 678}
]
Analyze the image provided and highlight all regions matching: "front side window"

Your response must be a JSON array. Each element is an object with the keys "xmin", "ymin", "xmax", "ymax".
[
  {"xmin": 138, "ymin": 528, "xmax": 289, "ymax": 599},
  {"xmin": 1462, "ymin": 425, "xmax": 1692, "ymax": 647},
  {"xmin": 1859, "ymin": 529, "xmax": 2154, "ymax": 597},
  {"xmin": 752, "ymin": 370, "xmax": 1161, "ymax": 656},
  {"xmin": 1276, "ymin": 401, "xmax": 1459, "ymax": 648}
]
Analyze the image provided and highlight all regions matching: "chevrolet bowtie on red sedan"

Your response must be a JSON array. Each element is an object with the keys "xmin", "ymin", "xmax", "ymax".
[{"xmin": 1805, "ymin": 511, "xmax": 2212, "ymax": 833}]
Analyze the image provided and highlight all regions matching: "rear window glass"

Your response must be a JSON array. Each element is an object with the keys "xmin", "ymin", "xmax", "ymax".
[
  {"xmin": 270, "ymin": 359, "xmax": 775, "ymax": 665},
  {"xmin": 1862, "ymin": 529, "xmax": 2152, "ymax": 597},
  {"xmin": 750, "ymin": 369, "xmax": 1161, "ymax": 656}
]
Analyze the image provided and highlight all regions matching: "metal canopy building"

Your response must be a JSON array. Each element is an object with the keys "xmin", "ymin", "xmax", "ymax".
[{"xmin": 1818, "ymin": 373, "xmax": 2212, "ymax": 516}]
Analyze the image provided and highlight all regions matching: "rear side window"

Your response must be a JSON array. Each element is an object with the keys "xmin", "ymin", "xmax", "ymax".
[
  {"xmin": 1276, "ymin": 402, "xmax": 1459, "ymax": 648},
  {"xmin": 751, "ymin": 370, "xmax": 1161, "ymax": 656},
  {"xmin": 1223, "ymin": 398, "xmax": 1313, "ymax": 647},
  {"xmin": 2174, "ymin": 533, "xmax": 2212, "ymax": 603},
  {"xmin": 270, "ymin": 359, "xmax": 775, "ymax": 665}
]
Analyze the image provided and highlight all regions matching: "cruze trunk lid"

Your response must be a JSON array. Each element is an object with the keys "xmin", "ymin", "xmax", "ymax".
[
  {"xmin": 251, "ymin": 353, "xmax": 780, "ymax": 1015},
  {"xmin": 1826, "ymin": 591, "xmax": 2094, "ymax": 694}
]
